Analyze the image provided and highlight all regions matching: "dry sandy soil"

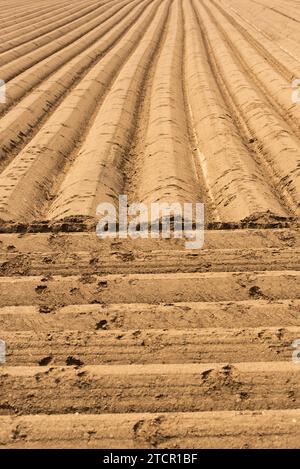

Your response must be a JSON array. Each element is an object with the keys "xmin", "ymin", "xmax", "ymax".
[{"xmin": 0, "ymin": 0, "xmax": 300, "ymax": 449}]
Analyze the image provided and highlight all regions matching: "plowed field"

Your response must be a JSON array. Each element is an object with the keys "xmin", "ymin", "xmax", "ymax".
[{"xmin": 0, "ymin": 0, "xmax": 300, "ymax": 449}]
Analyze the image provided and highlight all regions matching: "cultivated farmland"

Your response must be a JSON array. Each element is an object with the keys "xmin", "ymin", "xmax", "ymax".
[{"xmin": 0, "ymin": 0, "xmax": 300, "ymax": 449}]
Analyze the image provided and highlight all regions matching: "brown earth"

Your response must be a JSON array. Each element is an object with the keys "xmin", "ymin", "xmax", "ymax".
[{"xmin": 0, "ymin": 0, "xmax": 300, "ymax": 449}]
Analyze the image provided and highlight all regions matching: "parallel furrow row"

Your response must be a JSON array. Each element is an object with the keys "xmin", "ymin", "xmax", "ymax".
[
  {"xmin": 0, "ymin": 1, "xmax": 300, "ymax": 450},
  {"xmin": 0, "ymin": 410, "xmax": 299, "ymax": 448},
  {"xmin": 1, "ymin": 362, "xmax": 299, "ymax": 414},
  {"xmin": 183, "ymin": 1, "xmax": 286, "ymax": 221},
  {"xmin": 0, "ymin": 0, "xmax": 160, "ymax": 223},
  {"xmin": 47, "ymin": 0, "xmax": 172, "ymax": 220},
  {"xmin": 197, "ymin": 0, "xmax": 300, "ymax": 214},
  {"xmin": 0, "ymin": 271, "xmax": 299, "ymax": 306},
  {"xmin": 2, "ymin": 327, "xmax": 300, "ymax": 365},
  {"xmin": 0, "ymin": 0, "xmax": 112, "ymax": 60},
  {"xmin": 0, "ymin": 0, "xmax": 136, "ymax": 83},
  {"xmin": 0, "ymin": 0, "xmax": 144, "ymax": 117},
  {"xmin": 0, "ymin": 0, "xmax": 72, "ymax": 26},
  {"xmin": 0, "ymin": 0, "xmax": 152, "ymax": 169}
]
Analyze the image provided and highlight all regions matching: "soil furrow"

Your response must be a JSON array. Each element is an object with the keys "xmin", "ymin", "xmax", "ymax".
[
  {"xmin": 0, "ymin": 0, "xmax": 72, "ymax": 26},
  {"xmin": 0, "ymin": 271, "xmax": 299, "ymax": 307},
  {"xmin": 0, "ymin": 0, "xmax": 145, "ymax": 118},
  {"xmin": 130, "ymin": 0, "xmax": 201, "ymax": 209},
  {"xmin": 183, "ymin": 0, "xmax": 287, "ymax": 222},
  {"xmin": 1, "ymin": 362, "xmax": 299, "ymax": 415},
  {"xmin": 0, "ymin": 1, "xmax": 154, "ymax": 170},
  {"xmin": 1, "ymin": 247, "xmax": 300, "ymax": 276},
  {"xmin": 0, "ymin": 0, "xmax": 137, "ymax": 83},
  {"xmin": 0, "ymin": 0, "xmax": 112, "ymax": 60},
  {"xmin": 2, "ymin": 327, "xmax": 299, "ymax": 366},
  {"xmin": 47, "ymin": 0, "xmax": 171, "ymax": 221},
  {"xmin": 0, "ymin": 0, "xmax": 158, "ymax": 223},
  {"xmin": 1, "ymin": 410, "xmax": 299, "ymax": 448},
  {"xmin": 0, "ymin": 0, "xmax": 300, "ymax": 449},
  {"xmin": 212, "ymin": 0, "xmax": 300, "ymax": 135},
  {"xmin": 196, "ymin": 0, "xmax": 300, "ymax": 214},
  {"xmin": 1, "ymin": 300, "xmax": 300, "ymax": 331}
]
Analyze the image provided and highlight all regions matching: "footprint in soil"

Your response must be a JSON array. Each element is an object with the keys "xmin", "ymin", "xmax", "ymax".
[
  {"xmin": 80, "ymin": 274, "xmax": 96, "ymax": 284},
  {"xmin": 39, "ymin": 305, "xmax": 55, "ymax": 314},
  {"xmin": 38, "ymin": 356, "xmax": 53, "ymax": 366},
  {"xmin": 95, "ymin": 319, "xmax": 108, "ymax": 330},
  {"xmin": 248, "ymin": 285, "xmax": 267, "ymax": 299},
  {"xmin": 97, "ymin": 280, "xmax": 108, "ymax": 288},
  {"xmin": 6, "ymin": 245, "xmax": 17, "ymax": 252},
  {"xmin": 35, "ymin": 284, "xmax": 48, "ymax": 294},
  {"xmin": 66, "ymin": 356, "xmax": 83, "ymax": 366}
]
